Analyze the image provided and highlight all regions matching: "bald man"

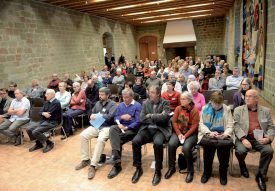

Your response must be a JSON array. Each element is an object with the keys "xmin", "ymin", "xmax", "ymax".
[
  {"xmin": 234, "ymin": 89, "xmax": 275, "ymax": 191},
  {"xmin": 47, "ymin": 73, "xmax": 60, "ymax": 92},
  {"xmin": 27, "ymin": 89, "xmax": 62, "ymax": 153}
]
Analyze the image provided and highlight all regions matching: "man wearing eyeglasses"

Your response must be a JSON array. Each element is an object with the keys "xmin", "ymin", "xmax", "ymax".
[{"xmin": 234, "ymin": 89, "xmax": 275, "ymax": 191}]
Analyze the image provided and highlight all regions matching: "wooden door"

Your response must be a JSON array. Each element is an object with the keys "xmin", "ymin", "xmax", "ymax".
[{"xmin": 139, "ymin": 36, "xmax": 158, "ymax": 61}]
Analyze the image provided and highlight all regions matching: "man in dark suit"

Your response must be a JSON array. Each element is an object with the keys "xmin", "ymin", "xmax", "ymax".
[
  {"xmin": 27, "ymin": 89, "xmax": 62, "ymax": 153},
  {"xmin": 131, "ymin": 85, "xmax": 171, "ymax": 186}
]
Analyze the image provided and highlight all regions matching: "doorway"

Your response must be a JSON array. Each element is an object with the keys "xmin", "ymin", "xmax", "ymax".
[{"xmin": 139, "ymin": 36, "xmax": 158, "ymax": 61}]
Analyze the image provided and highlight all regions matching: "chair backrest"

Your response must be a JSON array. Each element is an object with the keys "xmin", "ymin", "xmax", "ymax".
[
  {"xmin": 29, "ymin": 107, "xmax": 42, "ymax": 122},
  {"xmin": 31, "ymin": 98, "xmax": 45, "ymax": 107},
  {"xmin": 202, "ymin": 90, "xmax": 217, "ymax": 104},
  {"xmin": 223, "ymin": 90, "xmax": 238, "ymax": 106},
  {"xmin": 107, "ymin": 84, "xmax": 119, "ymax": 95}
]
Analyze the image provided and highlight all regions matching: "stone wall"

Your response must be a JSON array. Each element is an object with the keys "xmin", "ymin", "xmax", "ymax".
[
  {"xmin": 0, "ymin": 0, "xmax": 137, "ymax": 89},
  {"xmin": 193, "ymin": 17, "xmax": 226, "ymax": 59},
  {"xmin": 262, "ymin": 0, "xmax": 275, "ymax": 106}
]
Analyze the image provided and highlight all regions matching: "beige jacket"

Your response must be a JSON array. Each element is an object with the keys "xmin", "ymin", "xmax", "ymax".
[
  {"xmin": 198, "ymin": 104, "xmax": 234, "ymax": 143},
  {"xmin": 234, "ymin": 105, "xmax": 275, "ymax": 142}
]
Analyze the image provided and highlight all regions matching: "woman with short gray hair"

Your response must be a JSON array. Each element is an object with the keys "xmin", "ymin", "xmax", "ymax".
[
  {"xmin": 187, "ymin": 81, "xmax": 205, "ymax": 113},
  {"xmin": 165, "ymin": 91, "xmax": 200, "ymax": 183}
]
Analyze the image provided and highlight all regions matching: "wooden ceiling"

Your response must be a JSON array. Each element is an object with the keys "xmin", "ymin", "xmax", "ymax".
[{"xmin": 43, "ymin": 0, "xmax": 234, "ymax": 25}]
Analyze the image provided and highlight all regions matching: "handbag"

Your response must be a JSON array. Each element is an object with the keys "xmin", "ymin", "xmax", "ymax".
[{"xmin": 200, "ymin": 135, "xmax": 233, "ymax": 147}]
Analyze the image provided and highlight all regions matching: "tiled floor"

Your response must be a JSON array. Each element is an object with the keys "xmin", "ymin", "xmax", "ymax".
[{"xmin": 1, "ymin": 98, "xmax": 275, "ymax": 191}]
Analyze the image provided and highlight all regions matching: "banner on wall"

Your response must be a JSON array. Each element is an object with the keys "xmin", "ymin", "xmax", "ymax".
[{"xmin": 242, "ymin": 0, "xmax": 266, "ymax": 89}]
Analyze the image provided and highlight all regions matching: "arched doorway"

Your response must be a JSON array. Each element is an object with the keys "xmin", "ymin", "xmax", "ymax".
[
  {"xmin": 102, "ymin": 32, "xmax": 114, "ymax": 67},
  {"xmin": 139, "ymin": 36, "xmax": 158, "ymax": 61}
]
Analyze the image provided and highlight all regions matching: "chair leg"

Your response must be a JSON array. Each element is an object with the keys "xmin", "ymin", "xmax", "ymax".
[
  {"xmin": 60, "ymin": 126, "xmax": 68, "ymax": 141},
  {"xmin": 229, "ymin": 147, "xmax": 234, "ymax": 175},
  {"xmin": 197, "ymin": 146, "xmax": 200, "ymax": 171}
]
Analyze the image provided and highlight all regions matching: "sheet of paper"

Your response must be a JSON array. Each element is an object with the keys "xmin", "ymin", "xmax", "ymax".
[{"xmin": 90, "ymin": 113, "xmax": 105, "ymax": 129}]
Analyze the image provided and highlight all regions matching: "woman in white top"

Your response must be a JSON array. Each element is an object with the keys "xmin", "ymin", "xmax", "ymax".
[{"xmin": 55, "ymin": 82, "xmax": 71, "ymax": 110}]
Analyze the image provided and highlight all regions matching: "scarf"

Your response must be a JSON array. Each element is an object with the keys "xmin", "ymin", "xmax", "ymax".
[{"xmin": 202, "ymin": 102, "xmax": 224, "ymax": 133}]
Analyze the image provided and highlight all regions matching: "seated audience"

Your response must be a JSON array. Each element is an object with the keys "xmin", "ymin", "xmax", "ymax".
[
  {"xmin": 233, "ymin": 78, "xmax": 252, "ymax": 110},
  {"xmin": 102, "ymin": 71, "xmax": 113, "ymax": 86},
  {"xmin": 106, "ymin": 89, "xmax": 142, "ymax": 179},
  {"xmin": 25, "ymin": 79, "xmax": 44, "ymax": 98},
  {"xmin": 62, "ymin": 82, "xmax": 86, "ymax": 138},
  {"xmin": 226, "ymin": 67, "xmax": 243, "ymax": 90},
  {"xmin": 234, "ymin": 89, "xmax": 275, "ymax": 191},
  {"xmin": 64, "ymin": 73, "xmax": 73, "ymax": 93},
  {"xmin": 157, "ymin": 66, "xmax": 167, "ymax": 81},
  {"xmin": 47, "ymin": 73, "xmax": 61, "ymax": 92},
  {"xmin": 27, "ymin": 89, "xmax": 62, "ymax": 153},
  {"xmin": 8, "ymin": 82, "xmax": 17, "ymax": 98},
  {"xmin": 112, "ymin": 68, "xmax": 125, "ymax": 93},
  {"xmin": 161, "ymin": 73, "xmax": 182, "ymax": 94},
  {"xmin": 0, "ymin": 89, "xmax": 30, "ymax": 146},
  {"xmin": 131, "ymin": 85, "xmax": 171, "ymax": 186},
  {"xmin": 221, "ymin": 63, "xmax": 232, "ymax": 80},
  {"xmin": 188, "ymin": 81, "xmax": 205, "ymax": 113},
  {"xmin": 198, "ymin": 91, "xmax": 234, "ymax": 185},
  {"xmin": 0, "ymin": 88, "xmax": 13, "ymax": 118},
  {"xmin": 80, "ymin": 75, "xmax": 89, "ymax": 91},
  {"xmin": 180, "ymin": 61, "xmax": 192, "ymax": 79},
  {"xmin": 85, "ymin": 79, "xmax": 99, "ymax": 110},
  {"xmin": 75, "ymin": 87, "xmax": 117, "ymax": 180},
  {"xmin": 208, "ymin": 70, "xmax": 225, "ymax": 91},
  {"xmin": 202, "ymin": 60, "xmax": 216, "ymax": 79},
  {"xmin": 123, "ymin": 81, "xmax": 142, "ymax": 103},
  {"xmin": 177, "ymin": 74, "xmax": 187, "ymax": 92},
  {"xmin": 133, "ymin": 77, "xmax": 147, "ymax": 99},
  {"xmin": 55, "ymin": 82, "xmax": 71, "ymax": 110},
  {"xmin": 165, "ymin": 92, "xmax": 200, "ymax": 183},
  {"xmin": 161, "ymin": 80, "xmax": 180, "ymax": 111},
  {"xmin": 145, "ymin": 71, "xmax": 162, "ymax": 88}
]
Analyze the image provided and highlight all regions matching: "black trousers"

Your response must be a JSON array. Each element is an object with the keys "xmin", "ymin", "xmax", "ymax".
[
  {"xmin": 168, "ymin": 133, "xmax": 197, "ymax": 172},
  {"xmin": 109, "ymin": 125, "xmax": 137, "ymax": 167},
  {"xmin": 202, "ymin": 144, "xmax": 231, "ymax": 176},
  {"xmin": 27, "ymin": 121, "xmax": 57, "ymax": 144},
  {"xmin": 235, "ymin": 138, "xmax": 274, "ymax": 176},
  {"xmin": 132, "ymin": 128, "xmax": 166, "ymax": 171}
]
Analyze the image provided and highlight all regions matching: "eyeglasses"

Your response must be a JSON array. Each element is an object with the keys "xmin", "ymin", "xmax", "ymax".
[{"xmin": 241, "ymin": 83, "xmax": 249, "ymax": 86}]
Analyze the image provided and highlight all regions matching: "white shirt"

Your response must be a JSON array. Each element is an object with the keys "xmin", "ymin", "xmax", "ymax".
[{"xmin": 9, "ymin": 97, "xmax": 30, "ymax": 122}]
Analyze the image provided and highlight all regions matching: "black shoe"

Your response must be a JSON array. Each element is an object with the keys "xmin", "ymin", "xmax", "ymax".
[
  {"xmin": 201, "ymin": 173, "xmax": 210, "ymax": 184},
  {"xmin": 29, "ymin": 143, "xmax": 43, "ymax": 152},
  {"xmin": 152, "ymin": 171, "xmax": 161, "ymax": 186},
  {"xmin": 256, "ymin": 173, "xmax": 266, "ymax": 191},
  {"xmin": 164, "ymin": 168, "xmax": 176, "ymax": 179},
  {"xmin": 240, "ymin": 165, "xmax": 249, "ymax": 178},
  {"xmin": 98, "ymin": 154, "xmax": 107, "ymax": 164},
  {"xmin": 132, "ymin": 168, "xmax": 143, "ymax": 183},
  {"xmin": 185, "ymin": 172, "xmax": 194, "ymax": 183},
  {"xmin": 106, "ymin": 155, "xmax": 121, "ymax": 164},
  {"xmin": 43, "ymin": 141, "xmax": 54, "ymax": 153},
  {"xmin": 220, "ymin": 174, "xmax": 227, "ymax": 185},
  {"xmin": 14, "ymin": 135, "xmax": 22, "ymax": 146},
  {"xmin": 107, "ymin": 166, "xmax": 122, "ymax": 179}
]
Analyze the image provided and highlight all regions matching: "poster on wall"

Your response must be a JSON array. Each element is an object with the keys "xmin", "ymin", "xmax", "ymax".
[{"xmin": 242, "ymin": 0, "xmax": 266, "ymax": 89}]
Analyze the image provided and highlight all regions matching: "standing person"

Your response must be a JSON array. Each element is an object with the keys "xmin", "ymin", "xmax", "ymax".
[
  {"xmin": 131, "ymin": 85, "xmax": 171, "ymax": 186},
  {"xmin": 234, "ymin": 89, "xmax": 275, "ymax": 191},
  {"xmin": 0, "ymin": 89, "xmax": 30, "ymax": 146},
  {"xmin": 27, "ymin": 89, "xmax": 62, "ymax": 153},
  {"xmin": 75, "ymin": 87, "xmax": 117, "ymax": 180},
  {"xmin": 198, "ymin": 91, "xmax": 234, "ymax": 185},
  {"xmin": 106, "ymin": 89, "xmax": 142, "ymax": 179},
  {"xmin": 165, "ymin": 92, "xmax": 200, "ymax": 183}
]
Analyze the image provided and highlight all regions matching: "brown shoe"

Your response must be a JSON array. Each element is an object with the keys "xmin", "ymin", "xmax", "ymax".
[
  {"xmin": 88, "ymin": 166, "xmax": 96, "ymax": 179},
  {"xmin": 75, "ymin": 160, "xmax": 90, "ymax": 170}
]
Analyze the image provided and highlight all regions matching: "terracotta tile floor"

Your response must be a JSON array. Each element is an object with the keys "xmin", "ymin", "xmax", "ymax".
[{"xmin": 1, "ymin": 98, "xmax": 275, "ymax": 191}]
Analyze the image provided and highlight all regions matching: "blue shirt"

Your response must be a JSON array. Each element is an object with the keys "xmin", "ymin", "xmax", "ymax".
[{"xmin": 114, "ymin": 100, "xmax": 142, "ymax": 130}]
